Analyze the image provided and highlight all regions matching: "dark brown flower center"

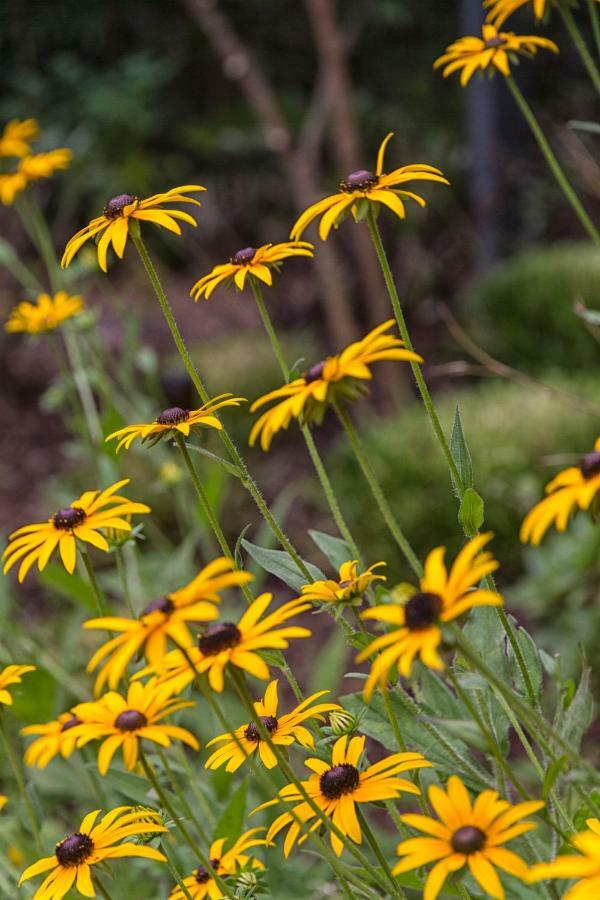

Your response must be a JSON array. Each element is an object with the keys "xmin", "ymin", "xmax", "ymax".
[
  {"xmin": 103, "ymin": 193, "xmax": 138, "ymax": 218},
  {"xmin": 320, "ymin": 763, "xmax": 360, "ymax": 799},
  {"xmin": 60, "ymin": 715, "xmax": 81, "ymax": 732},
  {"xmin": 156, "ymin": 406, "xmax": 189, "ymax": 425},
  {"xmin": 304, "ymin": 361, "xmax": 326, "ymax": 384},
  {"xmin": 484, "ymin": 36, "xmax": 506, "ymax": 48},
  {"xmin": 198, "ymin": 621, "xmax": 241, "ymax": 656},
  {"xmin": 580, "ymin": 451, "xmax": 600, "ymax": 479},
  {"xmin": 451, "ymin": 825, "xmax": 486, "ymax": 854},
  {"xmin": 404, "ymin": 591, "xmax": 443, "ymax": 631},
  {"xmin": 230, "ymin": 247, "xmax": 256, "ymax": 265},
  {"xmin": 340, "ymin": 169, "xmax": 379, "ymax": 192},
  {"xmin": 244, "ymin": 715, "xmax": 279, "ymax": 743},
  {"xmin": 194, "ymin": 858, "xmax": 220, "ymax": 883},
  {"xmin": 55, "ymin": 832, "xmax": 94, "ymax": 867},
  {"xmin": 115, "ymin": 709, "xmax": 148, "ymax": 731},
  {"xmin": 52, "ymin": 506, "xmax": 86, "ymax": 531},
  {"xmin": 141, "ymin": 596, "xmax": 175, "ymax": 616}
]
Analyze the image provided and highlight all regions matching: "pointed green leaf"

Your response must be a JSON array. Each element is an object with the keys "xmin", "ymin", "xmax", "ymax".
[
  {"xmin": 450, "ymin": 405, "xmax": 473, "ymax": 489},
  {"xmin": 308, "ymin": 529, "xmax": 352, "ymax": 572},
  {"xmin": 241, "ymin": 539, "xmax": 324, "ymax": 592},
  {"xmin": 458, "ymin": 488, "xmax": 484, "ymax": 538},
  {"xmin": 214, "ymin": 778, "xmax": 247, "ymax": 844}
]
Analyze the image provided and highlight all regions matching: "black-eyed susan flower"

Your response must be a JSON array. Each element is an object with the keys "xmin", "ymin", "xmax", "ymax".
[
  {"xmin": 521, "ymin": 439, "xmax": 600, "ymax": 545},
  {"xmin": 249, "ymin": 320, "xmax": 422, "ymax": 451},
  {"xmin": 0, "ymin": 664, "xmax": 35, "ymax": 705},
  {"xmin": 168, "ymin": 828, "xmax": 267, "ymax": 900},
  {"xmin": 61, "ymin": 184, "xmax": 205, "ymax": 272},
  {"xmin": 19, "ymin": 805, "xmax": 167, "ymax": 899},
  {"xmin": 290, "ymin": 133, "xmax": 448, "ymax": 241},
  {"xmin": 21, "ymin": 712, "xmax": 82, "ymax": 769},
  {"xmin": 434, "ymin": 24, "xmax": 558, "ymax": 87},
  {"xmin": 106, "ymin": 393, "xmax": 245, "ymax": 452},
  {"xmin": 485, "ymin": 0, "xmax": 554, "ymax": 27},
  {"xmin": 300, "ymin": 560, "xmax": 386, "ymax": 606},
  {"xmin": 205, "ymin": 679, "xmax": 342, "ymax": 772},
  {"xmin": 394, "ymin": 775, "xmax": 544, "ymax": 900},
  {"xmin": 255, "ymin": 734, "xmax": 431, "ymax": 857},
  {"xmin": 528, "ymin": 817, "xmax": 600, "ymax": 898},
  {"xmin": 70, "ymin": 678, "xmax": 199, "ymax": 774},
  {"xmin": 83, "ymin": 557, "xmax": 253, "ymax": 693},
  {"xmin": 0, "ymin": 149, "xmax": 71, "ymax": 205},
  {"xmin": 358, "ymin": 534, "xmax": 501, "ymax": 698},
  {"xmin": 5, "ymin": 291, "xmax": 84, "ymax": 335},
  {"xmin": 190, "ymin": 241, "xmax": 314, "ymax": 300},
  {"xmin": 2, "ymin": 478, "xmax": 150, "ymax": 582},
  {"xmin": 0, "ymin": 118, "xmax": 38, "ymax": 157},
  {"xmin": 0, "ymin": 795, "xmax": 6, "ymax": 811},
  {"xmin": 137, "ymin": 593, "xmax": 312, "ymax": 693}
]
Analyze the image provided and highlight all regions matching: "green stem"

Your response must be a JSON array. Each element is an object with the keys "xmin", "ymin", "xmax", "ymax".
[
  {"xmin": 139, "ymin": 750, "xmax": 234, "ymax": 900},
  {"xmin": 163, "ymin": 845, "xmax": 194, "ymax": 900},
  {"xmin": 157, "ymin": 747, "xmax": 209, "ymax": 843},
  {"xmin": 115, "ymin": 548, "xmax": 136, "ymax": 617},
  {"xmin": 250, "ymin": 278, "xmax": 289, "ymax": 378},
  {"xmin": 174, "ymin": 744, "xmax": 216, "ymax": 828},
  {"xmin": 558, "ymin": 0, "xmax": 600, "ymax": 94},
  {"xmin": 62, "ymin": 327, "xmax": 104, "ymax": 446},
  {"xmin": 94, "ymin": 874, "xmax": 114, "ymax": 900},
  {"xmin": 380, "ymin": 688, "xmax": 427, "ymax": 816},
  {"xmin": 80, "ymin": 548, "xmax": 109, "ymax": 617},
  {"xmin": 366, "ymin": 207, "xmax": 463, "ymax": 492},
  {"xmin": 589, "ymin": 0, "xmax": 600, "ymax": 58},
  {"xmin": 0, "ymin": 712, "xmax": 41, "ymax": 850},
  {"xmin": 505, "ymin": 75, "xmax": 600, "ymax": 247},
  {"xmin": 334, "ymin": 401, "xmax": 422, "ymax": 578},
  {"xmin": 357, "ymin": 808, "xmax": 405, "ymax": 899}
]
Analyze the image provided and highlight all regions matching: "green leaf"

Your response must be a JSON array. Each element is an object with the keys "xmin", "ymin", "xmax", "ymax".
[
  {"xmin": 450, "ymin": 405, "xmax": 473, "ymax": 490},
  {"xmin": 186, "ymin": 444, "xmax": 244, "ymax": 479},
  {"xmin": 241, "ymin": 539, "xmax": 324, "ymax": 592},
  {"xmin": 506, "ymin": 618, "xmax": 543, "ymax": 702},
  {"xmin": 458, "ymin": 488, "xmax": 484, "ymax": 538},
  {"xmin": 308, "ymin": 529, "xmax": 352, "ymax": 572},
  {"xmin": 462, "ymin": 606, "xmax": 509, "ymax": 682},
  {"xmin": 214, "ymin": 778, "xmax": 247, "ymax": 844},
  {"xmin": 556, "ymin": 664, "xmax": 594, "ymax": 753},
  {"xmin": 103, "ymin": 768, "xmax": 156, "ymax": 804},
  {"xmin": 39, "ymin": 563, "xmax": 97, "ymax": 611},
  {"xmin": 542, "ymin": 756, "xmax": 568, "ymax": 798}
]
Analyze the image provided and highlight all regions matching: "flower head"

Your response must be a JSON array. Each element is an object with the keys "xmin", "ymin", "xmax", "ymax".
[
  {"xmin": 528, "ymin": 818, "xmax": 600, "ymax": 898},
  {"xmin": 434, "ymin": 24, "xmax": 558, "ymax": 86},
  {"xmin": 83, "ymin": 557, "xmax": 253, "ymax": 693},
  {"xmin": 21, "ymin": 711, "xmax": 82, "ymax": 769},
  {"xmin": 205, "ymin": 679, "xmax": 342, "ymax": 772},
  {"xmin": 5, "ymin": 291, "xmax": 83, "ymax": 335},
  {"xmin": 106, "ymin": 393, "xmax": 245, "ymax": 452},
  {"xmin": 190, "ymin": 241, "xmax": 314, "ymax": 300},
  {"xmin": 2, "ymin": 479, "xmax": 150, "ymax": 582},
  {"xmin": 61, "ymin": 184, "xmax": 205, "ymax": 272},
  {"xmin": 19, "ymin": 805, "xmax": 166, "ymax": 899},
  {"xmin": 300, "ymin": 560, "xmax": 386, "ymax": 605},
  {"xmin": 358, "ymin": 534, "xmax": 502, "ymax": 698},
  {"xmin": 0, "ymin": 664, "xmax": 35, "ymax": 705},
  {"xmin": 249, "ymin": 320, "xmax": 422, "ymax": 451},
  {"xmin": 136, "ymin": 593, "xmax": 312, "ymax": 693},
  {"xmin": 168, "ymin": 828, "xmax": 267, "ymax": 900},
  {"xmin": 0, "ymin": 118, "xmax": 39, "ymax": 157},
  {"xmin": 521, "ymin": 438, "xmax": 600, "ymax": 544},
  {"xmin": 255, "ymin": 734, "xmax": 431, "ymax": 857},
  {"xmin": 485, "ymin": 0, "xmax": 550, "ymax": 28},
  {"xmin": 290, "ymin": 133, "xmax": 448, "ymax": 241},
  {"xmin": 0, "ymin": 149, "xmax": 71, "ymax": 205},
  {"xmin": 70, "ymin": 678, "xmax": 199, "ymax": 774},
  {"xmin": 394, "ymin": 775, "xmax": 544, "ymax": 899}
]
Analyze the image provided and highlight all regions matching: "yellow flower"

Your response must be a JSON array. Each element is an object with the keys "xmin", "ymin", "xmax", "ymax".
[
  {"xmin": 190, "ymin": 241, "xmax": 314, "ymax": 300},
  {"xmin": 394, "ymin": 775, "xmax": 544, "ymax": 900},
  {"xmin": 136, "ymin": 593, "xmax": 312, "ymax": 693},
  {"xmin": 83, "ymin": 557, "xmax": 253, "ymax": 693},
  {"xmin": 21, "ymin": 711, "xmax": 82, "ymax": 769},
  {"xmin": 105, "ymin": 393, "xmax": 245, "ymax": 452},
  {"xmin": 249, "ymin": 320, "xmax": 422, "ymax": 451},
  {"xmin": 521, "ymin": 439, "xmax": 600, "ymax": 544},
  {"xmin": 205, "ymin": 679, "xmax": 342, "ymax": 772},
  {"xmin": 70, "ymin": 679, "xmax": 199, "ymax": 775},
  {"xmin": 0, "ymin": 118, "xmax": 39, "ymax": 157},
  {"xmin": 290, "ymin": 132, "xmax": 448, "ymax": 241},
  {"xmin": 358, "ymin": 534, "xmax": 502, "ymax": 698},
  {"xmin": 19, "ymin": 806, "xmax": 166, "ymax": 899},
  {"xmin": 434, "ymin": 24, "xmax": 558, "ymax": 87},
  {"xmin": 2, "ymin": 479, "xmax": 150, "ymax": 582},
  {"xmin": 300, "ymin": 560, "xmax": 386, "ymax": 605},
  {"xmin": 0, "ymin": 149, "xmax": 71, "ymax": 205},
  {"xmin": 485, "ymin": 0, "xmax": 553, "ymax": 27},
  {"xmin": 255, "ymin": 734, "xmax": 431, "ymax": 857},
  {"xmin": 168, "ymin": 828, "xmax": 267, "ymax": 900},
  {"xmin": 0, "ymin": 795, "xmax": 6, "ymax": 811},
  {"xmin": 528, "ymin": 818, "xmax": 600, "ymax": 898},
  {"xmin": 61, "ymin": 184, "xmax": 205, "ymax": 272},
  {"xmin": 0, "ymin": 664, "xmax": 35, "ymax": 705},
  {"xmin": 5, "ymin": 291, "xmax": 84, "ymax": 334}
]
